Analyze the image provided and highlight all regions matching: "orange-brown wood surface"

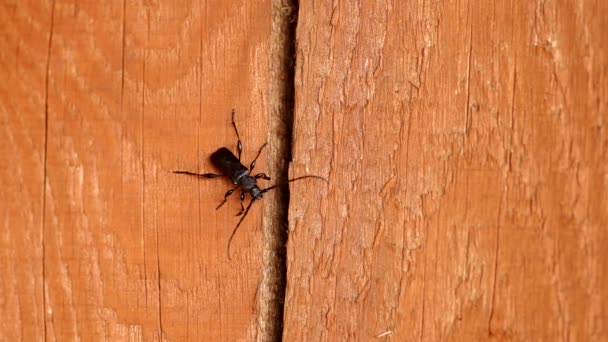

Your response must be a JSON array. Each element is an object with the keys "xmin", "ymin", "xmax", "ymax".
[
  {"xmin": 1, "ymin": 1, "xmax": 271, "ymax": 340},
  {"xmin": 2, "ymin": 1, "xmax": 607, "ymax": 341},
  {"xmin": 285, "ymin": 0, "xmax": 607, "ymax": 341}
]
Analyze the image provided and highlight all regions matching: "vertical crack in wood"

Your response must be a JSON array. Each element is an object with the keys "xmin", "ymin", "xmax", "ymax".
[
  {"xmin": 42, "ymin": 1, "xmax": 56, "ymax": 339},
  {"xmin": 258, "ymin": 0, "xmax": 298, "ymax": 341}
]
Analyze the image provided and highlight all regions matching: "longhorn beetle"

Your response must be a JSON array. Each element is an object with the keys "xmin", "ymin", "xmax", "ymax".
[{"xmin": 174, "ymin": 110, "xmax": 327, "ymax": 259}]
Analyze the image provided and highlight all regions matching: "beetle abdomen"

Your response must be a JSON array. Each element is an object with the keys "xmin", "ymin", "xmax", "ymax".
[{"xmin": 210, "ymin": 147, "xmax": 249, "ymax": 182}]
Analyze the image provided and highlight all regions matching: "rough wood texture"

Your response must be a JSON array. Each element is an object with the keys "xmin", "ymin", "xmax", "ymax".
[
  {"xmin": 285, "ymin": 1, "xmax": 607, "ymax": 341},
  {"xmin": 1, "ymin": 1, "xmax": 52, "ymax": 341},
  {"xmin": 1, "ymin": 1, "xmax": 270, "ymax": 340},
  {"xmin": 257, "ymin": 0, "xmax": 297, "ymax": 341}
]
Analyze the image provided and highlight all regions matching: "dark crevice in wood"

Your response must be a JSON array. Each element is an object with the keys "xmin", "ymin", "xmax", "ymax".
[
  {"xmin": 42, "ymin": 1, "xmax": 56, "ymax": 340},
  {"xmin": 259, "ymin": 0, "xmax": 298, "ymax": 341}
]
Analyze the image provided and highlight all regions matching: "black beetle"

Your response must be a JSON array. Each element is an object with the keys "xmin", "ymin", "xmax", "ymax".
[{"xmin": 174, "ymin": 110, "xmax": 326, "ymax": 259}]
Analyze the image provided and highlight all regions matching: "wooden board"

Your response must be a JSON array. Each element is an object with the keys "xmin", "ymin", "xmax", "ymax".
[
  {"xmin": 285, "ymin": 1, "xmax": 608, "ymax": 340},
  {"xmin": 0, "ymin": 1, "xmax": 52, "ymax": 340},
  {"xmin": 2, "ymin": 1, "xmax": 608, "ymax": 341},
  {"xmin": 1, "ymin": 1, "xmax": 270, "ymax": 340}
]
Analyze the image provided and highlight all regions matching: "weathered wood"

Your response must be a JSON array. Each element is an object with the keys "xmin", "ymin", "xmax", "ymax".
[
  {"xmin": 1, "ymin": 1, "xmax": 270, "ymax": 340},
  {"xmin": 0, "ymin": 1, "xmax": 52, "ymax": 340},
  {"xmin": 258, "ymin": 0, "xmax": 297, "ymax": 341},
  {"xmin": 286, "ymin": 1, "xmax": 608, "ymax": 340},
  {"xmin": 3, "ymin": 0, "xmax": 608, "ymax": 340}
]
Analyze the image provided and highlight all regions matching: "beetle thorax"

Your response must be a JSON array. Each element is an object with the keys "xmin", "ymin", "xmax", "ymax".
[
  {"xmin": 232, "ymin": 169, "xmax": 250, "ymax": 185},
  {"xmin": 238, "ymin": 175, "xmax": 262, "ymax": 199}
]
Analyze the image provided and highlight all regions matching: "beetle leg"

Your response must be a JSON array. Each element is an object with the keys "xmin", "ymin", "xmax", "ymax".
[
  {"xmin": 249, "ymin": 143, "xmax": 267, "ymax": 172},
  {"xmin": 231, "ymin": 110, "xmax": 243, "ymax": 161},
  {"xmin": 254, "ymin": 173, "xmax": 271, "ymax": 180},
  {"xmin": 173, "ymin": 170, "xmax": 224, "ymax": 178},
  {"xmin": 235, "ymin": 192, "xmax": 246, "ymax": 216},
  {"xmin": 216, "ymin": 185, "xmax": 239, "ymax": 210}
]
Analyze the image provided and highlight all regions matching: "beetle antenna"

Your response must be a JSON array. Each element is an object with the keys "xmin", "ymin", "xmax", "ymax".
[
  {"xmin": 261, "ymin": 175, "xmax": 328, "ymax": 194},
  {"xmin": 225, "ymin": 175, "xmax": 327, "ymax": 260},
  {"xmin": 226, "ymin": 198, "xmax": 256, "ymax": 260}
]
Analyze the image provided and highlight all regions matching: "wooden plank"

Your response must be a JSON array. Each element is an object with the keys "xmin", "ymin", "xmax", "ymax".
[
  {"xmin": 2, "ymin": 0, "xmax": 271, "ymax": 340},
  {"xmin": 257, "ymin": 1, "xmax": 298, "ymax": 341},
  {"xmin": 0, "ymin": 1, "xmax": 53, "ymax": 340},
  {"xmin": 285, "ymin": 1, "xmax": 608, "ymax": 340}
]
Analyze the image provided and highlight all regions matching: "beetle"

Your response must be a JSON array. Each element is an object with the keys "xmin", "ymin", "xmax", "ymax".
[{"xmin": 174, "ymin": 110, "xmax": 326, "ymax": 259}]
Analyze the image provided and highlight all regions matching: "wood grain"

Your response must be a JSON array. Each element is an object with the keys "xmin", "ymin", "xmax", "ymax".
[
  {"xmin": 257, "ymin": 1, "xmax": 298, "ymax": 341},
  {"xmin": 285, "ymin": 1, "xmax": 608, "ymax": 340},
  {"xmin": 3, "ymin": 0, "xmax": 607, "ymax": 340},
  {"xmin": 0, "ymin": 1, "xmax": 53, "ymax": 340},
  {"xmin": 1, "ymin": 0, "xmax": 270, "ymax": 340}
]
